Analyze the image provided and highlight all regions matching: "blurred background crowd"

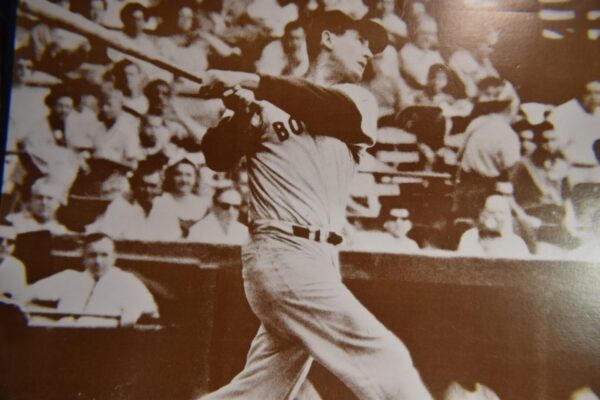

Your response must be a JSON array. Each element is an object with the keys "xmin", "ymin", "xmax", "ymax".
[{"xmin": 2, "ymin": 0, "xmax": 600, "ymax": 261}]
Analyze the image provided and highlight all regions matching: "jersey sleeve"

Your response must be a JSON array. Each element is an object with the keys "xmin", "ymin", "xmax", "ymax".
[
  {"xmin": 333, "ymin": 84, "xmax": 378, "ymax": 147},
  {"xmin": 256, "ymin": 75, "xmax": 379, "ymax": 147}
]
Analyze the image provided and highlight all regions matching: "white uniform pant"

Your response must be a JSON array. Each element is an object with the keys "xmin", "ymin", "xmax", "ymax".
[{"xmin": 202, "ymin": 232, "xmax": 432, "ymax": 400}]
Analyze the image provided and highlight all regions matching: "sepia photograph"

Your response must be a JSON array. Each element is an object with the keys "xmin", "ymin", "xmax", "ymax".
[{"xmin": 0, "ymin": 0, "xmax": 599, "ymax": 399}]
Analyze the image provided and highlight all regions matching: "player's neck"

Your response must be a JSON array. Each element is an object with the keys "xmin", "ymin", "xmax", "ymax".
[{"xmin": 306, "ymin": 55, "xmax": 343, "ymax": 86}]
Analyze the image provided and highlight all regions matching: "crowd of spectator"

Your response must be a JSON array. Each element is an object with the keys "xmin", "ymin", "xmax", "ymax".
[{"xmin": 3, "ymin": 0, "xmax": 600, "ymax": 266}]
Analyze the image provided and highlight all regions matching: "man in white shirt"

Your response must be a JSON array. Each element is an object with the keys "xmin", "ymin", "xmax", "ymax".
[
  {"xmin": 24, "ymin": 233, "xmax": 158, "ymax": 327},
  {"xmin": 0, "ymin": 225, "xmax": 27, "ymax": 303},
  {"xmin": 547, "ymin": 79, "xmax": 600, "ymax": 185},
  {"xmin": 188, "ymin": 187, "xmax": 248, "ymax": 245},
  {"xmin": 87, "ymin": 161, "xmax": 181, "ymax": 241},
  {"xmin": 457, "ymin": 194, "xmax": 529, "ymax": 257},
  {"xmin": 7, "ymin": 177, "xmax": 70, "ymax": 235}
]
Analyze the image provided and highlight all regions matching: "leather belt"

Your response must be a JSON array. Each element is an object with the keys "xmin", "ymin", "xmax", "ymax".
[{"xmin": 250, "ymin": 220, "xmax": 344, "ymax": 246}]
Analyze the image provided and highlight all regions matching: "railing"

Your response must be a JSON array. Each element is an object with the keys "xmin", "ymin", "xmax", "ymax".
[{"xmin": 2, "ymin": 239, "xmax": 599, "ymax": 399}]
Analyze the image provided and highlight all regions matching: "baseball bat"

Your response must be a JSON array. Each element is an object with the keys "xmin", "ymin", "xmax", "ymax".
[{"xmin": 20, "ymin": 0, "xmax": 204, "ymax": 84}]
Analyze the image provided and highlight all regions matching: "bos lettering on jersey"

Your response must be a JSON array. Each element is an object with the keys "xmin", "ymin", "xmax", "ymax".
[{"xmin": 271, "ymin": 117, "xmax": 306, "ymax": 142}]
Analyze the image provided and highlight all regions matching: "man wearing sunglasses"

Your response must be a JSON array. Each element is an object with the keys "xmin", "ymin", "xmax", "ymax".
[
  {"xmin": 199, "ymin": 8, "xmax": 432, "ymax": 400},
  {"xmin": 188, "ymin": 187, "xmax": 248, "ymax": 245},
  {"xmin": 0, "ymin": 225, "xmax": 27, "ymax": 304}
]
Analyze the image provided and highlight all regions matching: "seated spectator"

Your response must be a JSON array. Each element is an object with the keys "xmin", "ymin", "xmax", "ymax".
[
  {"xmin": 453, "ymin": 99, "xmax": 521, "ymax": 220},
  {"xmin": 0, "ymin": 225, "xmax": 28, "ymax": 304},
  {"xmin": 83, "ymin": 0, "xmax": 110, "ymax": 27},
  {"xmin": 457, "ymin": 194, "xmax": 529, "ymax": 257},
  {"xmin": 144, "ymin": 79, "xmax": 206, "ymax": 148},
  {"xmin": 23, "ymin": 233, "xmax": 158, "ymax": 327},
  {"xmin": 7, "ymin": 177, "xmax": 70, "ymax": 235},
  {"xmin": 570, "ymin": 209, "xmax": 600, "ymax": 262},
  {"xmin": 163, "ymin": 159, "xmax": 211, "ymax": 237},
  {"xmin": 547, "ymin": 78, "xmax": 600, "ymax": 185},
  {"xmin": 9, "ymin": 84, "xmax": 85, "ymax": 190},
  {"xmin": 345, "ymin": 209, "xmax": 419, "ymax": 253},
  {"xmin": 138, "ymin": 114, "xmax": 186, "ymax": 162},
  {"xmin": 188, "ymin": 187, "xmax": 248, "ymax": 244},
  {"xmin": 372, "ymin": 0, "xmax": 408, "ymax": 47},
  {"xmin": 107, "ymin": 59, "xmax": 149, "ymax": 115},
  {"xmin": 476, "ymin": 76, "xmax": 520, "ymax": 119},
  {"xmin": 398, "ymin": 16, "xmax": 444, "ymax": 90},
  {"xmin": 94, "ymin": 88, "xmax": 143, "ymax": 168},
  {"xmin": 255, "ymin": 19, "xmax": 309, "ymax": 77},
  {"xmin": 449, "ymin": 28, "xmax": 501, "ymax": 99},
  {"xmin": 119, "ymin": 3, "xmax": 157, "ymax": 54},
  {"xmin": 86, "ymin": 160, "xmax": 181, "ymax": 241},
  {"xmin": 414, "ymin": 64, "xmax": 472, "ymax": 117},
  {"xmin": 511, "ymin": 123, "xmax": 571, "ymax": 217}
]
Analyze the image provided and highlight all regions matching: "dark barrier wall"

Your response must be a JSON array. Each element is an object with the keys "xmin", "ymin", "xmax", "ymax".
[{"xmin": 2, "ymin": 241, "xmax": 599, "ymax": 400}]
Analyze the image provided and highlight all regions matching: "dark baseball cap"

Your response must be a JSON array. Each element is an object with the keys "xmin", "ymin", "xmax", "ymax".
[{"xmin": 305, "ymin": 9, "xmax": 388, "ymax": 58}]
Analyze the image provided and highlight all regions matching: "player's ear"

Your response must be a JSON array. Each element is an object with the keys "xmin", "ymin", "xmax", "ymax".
[{"xmin": 320, "ymin": 30, "xmax": 334, "ymax": 52}]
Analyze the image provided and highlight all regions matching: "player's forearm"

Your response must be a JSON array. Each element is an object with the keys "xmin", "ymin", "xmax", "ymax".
[
  {"xmin": 201, "ymin": 116, "xmax": 248, "ymax": 171},
  {"xmin": 255, "ymin": 75, "xmax": 364, "ymax": 142}
]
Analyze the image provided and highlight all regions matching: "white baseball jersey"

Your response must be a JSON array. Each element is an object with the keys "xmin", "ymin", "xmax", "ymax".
[{"xmin": 247, "ymin": 83, "xmax": 378, "ymax": 232}]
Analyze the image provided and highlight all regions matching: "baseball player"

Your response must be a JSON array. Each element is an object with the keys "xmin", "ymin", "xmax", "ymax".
[{"xmin": 200, "ymin": 10, "xmax": 432, "ymax": 400}]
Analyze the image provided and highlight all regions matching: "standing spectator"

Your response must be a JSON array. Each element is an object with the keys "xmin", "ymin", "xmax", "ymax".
[
  {"xmin": 86, "ymin": 161, "xmax": 181, "ymax": 241},
  {"xmin": 7, "ymin": 177, "xmax": 70, "ymax": 235},
  {"xmin": 108, "ymin": 59, "xmax": 149, "ymax": 115},
  {"xmin": 457, "ymin": 194, "xmax": 529, "ymax": 257},
  {"xmin": 398, "ymin": 16, "xmax": 444, "ymax": 89},
  {"xmin": 547, "ymin": 78, "xmax": 600, "ymax": 185},
  {"xmin": 187, "ymin": 187, "xmax": 248, "ymax": 244},
  {"xmin": 163, "ymin": 159, "xmax": 211, "ymax": 237},
  {"xmin": 0, "ymin": 225, "xmax": 28, "ymax": 304},
  {"xmin": 454, "ymin": 100, "xmax": 521, "ymax": 220},
  {"xmin": 23, "ymin": 233, "xmax": 158, "ymax": 327}
]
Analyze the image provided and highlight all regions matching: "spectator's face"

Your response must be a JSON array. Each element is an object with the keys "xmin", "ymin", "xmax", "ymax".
[
  {"xmin": 284, "ymin": 27, "xmax": 306, "ymax": 54},
  {"xmin": 178, "ymin": 7, "xmax": 195, "ymax": 32},
  {"xmin": 329, "ymin": 29, "xmax": 373, "ymax": 83},
  {"xmin": 384, "ymin": 217, "xmax": 412, "ymax": 238},
  {"xmin": 477, "ymin": 30, "xmax": 499, "ymax": 59},
  {"xmin": 541, "ymin": 129, "xmax": 562, "ymax": 154},
  {"xmin": 431, "ymin": 71, "xmax": 448, "ymax": 93},
  {"xmin": 479, "ymin": 84, "xmax": 503, "ymax": 101},
  {"xmin": 53, "ymin": 96, "xmax": 75, "ymax": 121},
  {"xmin": 582, "ymin": 80, "xmax": 600, "ymax": 112},
  {"xmin": 149, "ymin": 84, "xmax": 171, "ymax": 110},
  {"xmin": 90, "ymin": 0, "xmax": 106, "ymax": 23},
  {"xmin": 173, "ymin": 163, "xmax": 197, "ymax": 195},
  {"xmin": 140, "ymin": 115, "xmax": 166, "ymax": 147},
  {"xmin": 124, "ymin": 64, "xmax": 143, "ymax": 93},
  {"xmin": 478, "ymin": 196, "xmax": 511, "ymax": 234},
  {"xmin": 83, "ymin": 238, "xmax": 116, "ymax": 280},
  {"xmin": 132, "ymin": 10, "xmax": 146, "ymax": 34},
  {"xmin": 101, "ymin": 93, "xmax": 123, "ymax": 120},
  {"xmin": 15, "ymin": 59, "xmax": 33, "ymax": 83},
  {"xmin": 380, "ymin": 0, "xmax": 395, "ymax": 14},
  {"xmin": 214, "ymin": 189, "xmax": 242, "ymax": 226},
  {"xmin": 0, "ymin": 235, "xmax": 15, "ymax": 261},
  {"xmin": 415, "ymin": 22, "xmax": 438, "ymax": 50},
  {"xmin": 135, "ymin": 172, "xmax": 163, "ymax": 205},
  {"xmin": 80, "ymin": 94, "xmax": 100, "ymax": 115},
  {"xmin": 29, "ymin": 186, "xmax": 61, "ymax": 222}
]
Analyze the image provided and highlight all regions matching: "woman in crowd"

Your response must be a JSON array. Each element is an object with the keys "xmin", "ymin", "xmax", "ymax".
[{"xmin": 162, "ymin": 158, "xmax": 211, "ymax": 237}]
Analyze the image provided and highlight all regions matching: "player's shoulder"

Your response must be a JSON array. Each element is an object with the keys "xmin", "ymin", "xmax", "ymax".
[{"xmin": 332, "ymin": 84, "xmax": 378, "ymax": 114}]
